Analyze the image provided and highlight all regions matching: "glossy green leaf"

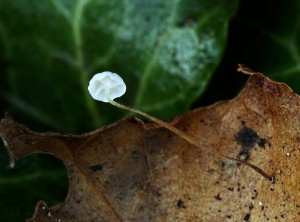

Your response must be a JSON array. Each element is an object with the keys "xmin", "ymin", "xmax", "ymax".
[
  {"xmin": 0, "ymin": 147, "xmax": 68, "ymax": 222},
  {"xmin": 0, "ymin": 0, "xmax": 238, "ymax": 133}
]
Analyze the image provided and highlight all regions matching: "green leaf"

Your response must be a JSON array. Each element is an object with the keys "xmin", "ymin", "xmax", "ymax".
[
  {"xmin": 0, "ymin": 0, "xmax": 238, "ymax": 133},
  {"xmin": 222, "ymin": 0, "xmax": 300, "ymax": 94},
  {"xmin": 0, "ymin": 147, "xmax": 68, "ymax": 222}
]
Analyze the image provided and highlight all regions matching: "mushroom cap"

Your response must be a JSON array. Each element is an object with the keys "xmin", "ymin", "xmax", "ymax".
[{"xmin": 88, "ymin": 71, "xmax": 126, "ymax": 102}]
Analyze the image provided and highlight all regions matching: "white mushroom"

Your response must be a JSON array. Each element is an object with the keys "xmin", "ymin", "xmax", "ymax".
[{"xmin": 88, "ymin": 71, "xmax": 126, "ymax": 102}]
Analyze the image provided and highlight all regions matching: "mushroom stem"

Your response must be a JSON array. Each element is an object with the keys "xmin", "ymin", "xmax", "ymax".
[{"xmin": 105, "ymin": 93, "xmax": 274, "ymax": 183}]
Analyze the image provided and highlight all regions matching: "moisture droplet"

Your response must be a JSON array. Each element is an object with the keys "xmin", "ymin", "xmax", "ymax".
[
  {"xmin": 259, "ymin": 201, "xmax": 263, "ymax": 206},
  {"xmin": 277, "ymin": 169, "xmax": 281, "ymax": 174},
  {"xmin": 286, "ymin": 152, "xmax": 291, "ymax": 157}
]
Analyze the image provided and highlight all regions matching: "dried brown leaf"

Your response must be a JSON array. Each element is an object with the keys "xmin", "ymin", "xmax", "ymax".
[{"xmin": 0, "ymin": 67, "xmax": 299, "ymax": 221}]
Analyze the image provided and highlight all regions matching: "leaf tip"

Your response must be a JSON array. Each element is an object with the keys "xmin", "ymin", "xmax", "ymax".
[{"xmin": 237, "ymin": 64, "xmax": 260, "ymax": 75}]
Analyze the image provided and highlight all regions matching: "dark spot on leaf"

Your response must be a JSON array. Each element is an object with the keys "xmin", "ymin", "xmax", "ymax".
[
  {"xmin": 89, "ymin": 164, "xmax": 103, "ymax": 172},
  {"xmin": 72, "ymin": 195, "xmax": 82, "ymax": 204},
  {"xmin": 176, "ymin": 199, "xmax": 186, "ymax": 209},
  {"xmin": 235, "ymin": 126, "xmax": 267, "ymax": 159},
  {"xmin": 221, "ymin": 161, "xmax": 226, "ymax": 168},
  {"xmin": 214, "ymin": 194, "xmax": 222, "ymax": 201},
  {"xmin": 131, "ymin": 150, "xmax": 139, "ymax": 159},
  {"xmin": 235, "ymin": 126, "xmax": 259, "ymax": 149},
  {"xmin": 228, "ymin": 187, "xmax": 234, "ymax": 192},
  {"xmin": 258, "ymin": 138, "xmax": 266, "ymax": 148},
  {"xmin": 249, "ymin": 203, "xmax": 254, "ymax": 210},
  {"xmin": 244, "ymin": 213, "xmax": 250, "ymax": 221}
]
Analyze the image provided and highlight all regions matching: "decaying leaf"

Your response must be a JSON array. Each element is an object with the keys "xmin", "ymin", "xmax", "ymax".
[{"xmin": 0, "ymin": 67, "xmax": 299, "ymax": 221}]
